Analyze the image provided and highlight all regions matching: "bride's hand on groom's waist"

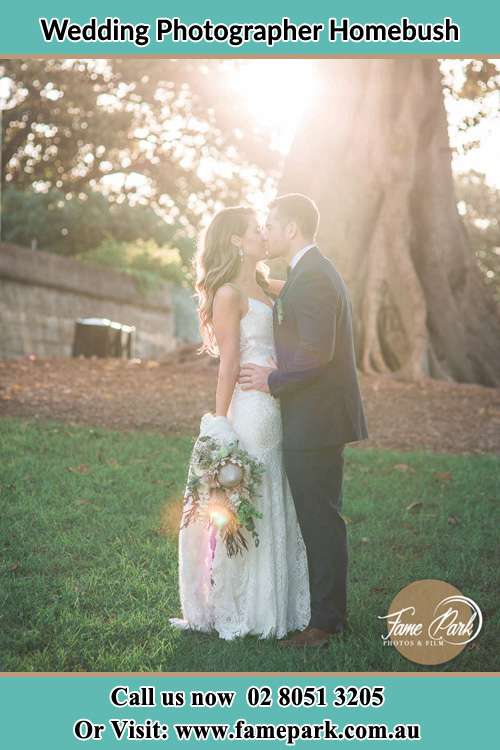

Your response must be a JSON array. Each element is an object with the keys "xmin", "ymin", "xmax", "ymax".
[{"xmin": 239, "ymin": 358, "xmax": 277, "ymax": 393}]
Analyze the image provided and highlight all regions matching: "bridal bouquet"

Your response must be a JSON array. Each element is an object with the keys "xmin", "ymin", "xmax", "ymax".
[{"xmin": 181, "ymin": 414, "xmax": 265, "ymax": 558}]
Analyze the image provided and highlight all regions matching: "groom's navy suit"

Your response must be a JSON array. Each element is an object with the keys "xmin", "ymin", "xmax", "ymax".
[{"xmin": 268, "ymin": 246, "xmax": 368, "ymax": 632}]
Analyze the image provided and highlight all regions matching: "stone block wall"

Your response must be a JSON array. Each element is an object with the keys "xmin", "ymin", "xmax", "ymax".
[{"xmin": 0, "ymin": 243, "xmax": 176, "ymax": 360}]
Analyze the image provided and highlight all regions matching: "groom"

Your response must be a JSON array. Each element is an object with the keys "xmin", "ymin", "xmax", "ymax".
[{"xmin": 239, "ymin": 193, "xmax": 368, "ymax": 648}]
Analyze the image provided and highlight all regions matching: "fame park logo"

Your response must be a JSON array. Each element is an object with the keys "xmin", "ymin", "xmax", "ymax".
[{"xmin": 378, "ymin": 579, "xmax": 483, "ymax": 665}]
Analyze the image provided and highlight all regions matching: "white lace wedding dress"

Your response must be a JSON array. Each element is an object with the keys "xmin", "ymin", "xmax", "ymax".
[{"xmin": 170, "ymin": 297, "xmax": 310, "ymax": 640}]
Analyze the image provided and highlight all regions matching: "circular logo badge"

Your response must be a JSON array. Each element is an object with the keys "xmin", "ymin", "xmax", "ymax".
[{"xmin": 379, "ymin": 579, "xmax": 482, "ymax": 665}]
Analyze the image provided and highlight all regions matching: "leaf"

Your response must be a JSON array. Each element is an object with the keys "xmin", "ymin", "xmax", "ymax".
[
  {"xmin": 434, "ymin": 471, "xmax": 452, "ymax": 482},
  {"xmin": 393, "ymin": 463, "xmax": 415, "ymax": 473},
  {"xmin": 75, "ymin": 498, "xmax": 92, "ymax": 505},
  {"xmin": 406, "ymin": 501, "xmax": 424, "ymax": 512},
  {"xmin": 67, "ymin": 464, "xmax": 90, "ymax": 474},
  {"xmin": 448, "ymin": 515, "xmax": 460, "ymax": 525}
]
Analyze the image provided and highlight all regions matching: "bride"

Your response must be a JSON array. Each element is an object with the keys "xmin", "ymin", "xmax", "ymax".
[{"xmin": 169, "ymin": 205, "xmax": 310, "ymax": 640}]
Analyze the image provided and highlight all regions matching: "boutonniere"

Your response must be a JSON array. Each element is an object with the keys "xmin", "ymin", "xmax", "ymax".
[{"xmin": 276, "ymin": 298, "xmax": 284, "ymax": 325}]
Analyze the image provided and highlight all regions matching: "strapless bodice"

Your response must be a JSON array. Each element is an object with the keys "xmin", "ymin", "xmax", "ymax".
[{"xmin": 239, "ymin": 297, "xmax": 276, "ymax": 367}]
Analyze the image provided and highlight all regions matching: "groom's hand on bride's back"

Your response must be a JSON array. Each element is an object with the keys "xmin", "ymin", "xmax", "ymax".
[{"xmin": 239, "ymin": 357, "xmax": 277, "ymax": 392}]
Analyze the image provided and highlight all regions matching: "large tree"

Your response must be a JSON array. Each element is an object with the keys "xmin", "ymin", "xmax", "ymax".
[{"xmin": 280, "ymin": 59, "xmax": 500, "ymax": 386}]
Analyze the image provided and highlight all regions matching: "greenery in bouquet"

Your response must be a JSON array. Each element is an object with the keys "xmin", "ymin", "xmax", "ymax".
[{"xmin": 181, "ymin": 435, "xmax": 265, "ymax": 557}]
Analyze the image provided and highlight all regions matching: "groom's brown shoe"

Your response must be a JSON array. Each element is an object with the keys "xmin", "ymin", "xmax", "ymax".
[{"xmin": 279, "ymin": 626, "xmax": 342, "ymax": 649}]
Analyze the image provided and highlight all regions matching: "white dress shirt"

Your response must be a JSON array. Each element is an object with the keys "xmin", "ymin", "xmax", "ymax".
[{"xmin": 288, "ymin": 243, "xmax": 316, "ymax": 271}]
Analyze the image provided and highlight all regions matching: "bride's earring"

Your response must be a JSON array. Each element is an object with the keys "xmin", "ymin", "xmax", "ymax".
[{"xmin": 239, "ymin": 247, "xmax": 245, "ymax": 262}]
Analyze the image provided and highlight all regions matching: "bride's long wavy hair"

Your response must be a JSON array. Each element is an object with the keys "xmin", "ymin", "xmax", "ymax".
[{"xmin": 194, "ymin": 206, "xmax": 271, "ymax": 357}]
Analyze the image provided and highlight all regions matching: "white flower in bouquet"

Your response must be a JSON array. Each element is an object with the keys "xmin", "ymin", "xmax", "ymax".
[{"xmin": 182, "ymin": 420, "xmax": 265, "ymax": 557}]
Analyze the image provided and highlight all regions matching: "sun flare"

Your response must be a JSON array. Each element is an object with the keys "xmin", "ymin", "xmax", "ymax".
[
  {"xmin": 228, "ymin": 60, "xmax": 317, "ymax": 153},
  {"xmin": 229, "ymin": 59, "xmax": 500, "ymax": 188}
]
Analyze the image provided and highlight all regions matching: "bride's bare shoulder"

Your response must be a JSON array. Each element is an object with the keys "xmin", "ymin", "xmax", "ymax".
[
  {"xmin": 215, "ymin": 282, "xmax": 241, "ymax": 301},
  {"xmin": 213, "ymin": 283, "xmax": 243, "ymax": 316}
]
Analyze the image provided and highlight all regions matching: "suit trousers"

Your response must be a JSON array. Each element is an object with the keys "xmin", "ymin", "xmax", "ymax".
[{"xmin": 283, "ymin": 444, "xmax": 347, "ymax": 632}]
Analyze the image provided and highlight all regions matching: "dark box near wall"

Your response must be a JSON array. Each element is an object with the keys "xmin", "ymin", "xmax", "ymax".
[{"xmin": 72, "ymin": 318, "xmax": 136, "ymax": 358}]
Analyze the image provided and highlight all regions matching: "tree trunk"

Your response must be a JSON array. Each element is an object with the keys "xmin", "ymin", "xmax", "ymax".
[{"xmin": 280, "ymin": 59, "xmax": 500, "ymax": 386}]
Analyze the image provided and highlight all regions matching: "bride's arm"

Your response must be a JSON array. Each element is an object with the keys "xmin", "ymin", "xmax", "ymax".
[{"xmin": 212, "ymin": 285, "xmax": 242, "ymax": 417}]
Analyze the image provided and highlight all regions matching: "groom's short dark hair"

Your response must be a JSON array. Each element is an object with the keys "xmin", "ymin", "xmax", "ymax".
[{"xmin": 270, "ymin": 193, "xmax": 319, "ymax": 240}]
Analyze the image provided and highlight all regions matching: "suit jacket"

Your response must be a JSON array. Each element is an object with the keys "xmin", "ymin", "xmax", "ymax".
[{"xmin": 268, "ymin": 246, "xmax": 368, "ymax": 450}]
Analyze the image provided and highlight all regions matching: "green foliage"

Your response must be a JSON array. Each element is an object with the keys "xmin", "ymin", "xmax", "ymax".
[
  {"xmin": 76, "ymin": 238, "xmax": 186, "ymax": 293},
  {"xmin": 456, "ymin": 171, "xmax": 500, "ymax": 301},
  {"xmin": 2, "ymin": 186, "xmax": 195, "ymax": 265},
  {"xmin": 457, "ymin": 60, "xmax": 500, "ymax": 99},
  {"xmin": 441, "ymin": 60, "xmax": 500, "ymax": 158},
  {"xmin": 3, "ymin": 186, "xmax": 111, "ymax": 253},
  {"xmin": 0, "ymin": 59, "xmax": 271, "ymax": 231},
  {"xmin": 184, "ymin": 435, "xmax": 264, "ymax": 556},
  {"xmin": 1, "ymin": 417, "xmax": 498, "ymax": 672}
]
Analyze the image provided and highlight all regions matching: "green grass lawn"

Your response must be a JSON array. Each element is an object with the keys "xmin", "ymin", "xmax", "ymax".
[{"xmin": 1, "ymin": 417, "xmax": 498, "ymax": 673}]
